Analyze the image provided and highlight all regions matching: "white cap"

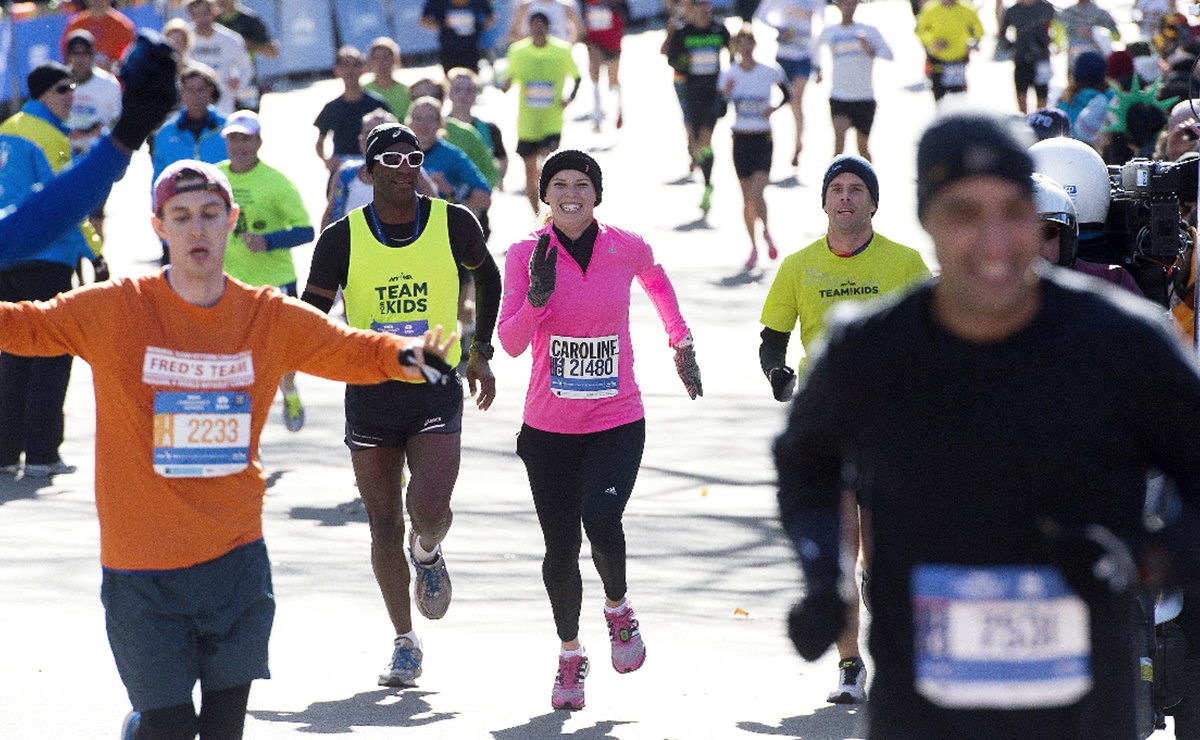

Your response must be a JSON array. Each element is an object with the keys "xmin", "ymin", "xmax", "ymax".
[{"xmin": 222, "ymin": 110, "xmax": 261, "ymax": 137}]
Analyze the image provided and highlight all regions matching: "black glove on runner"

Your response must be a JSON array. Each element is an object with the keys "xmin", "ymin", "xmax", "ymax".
[
  {"xmin": 110, "ymin": 30, "xmax": 179, "ymax": 152},
  {"xmin": 787, "ymin": 590, "xmax": 847, "ymax": 661},
  {"xmin": 769, "ymin": 366, "xmax": 796, "ymax": 402},
  {"xmin": 1042, "ymin": 519, "xmax": 1138, "ymax": 601},
  {"xmin": 527, "ymin": 233, "xmax": 557, "ymax": 308},
  {"xmin": 92, "ymin": 254, "xmax": 110, "ymax": 282},
  {"xmin": 673, "ymin": 333, "xmax": 702, "ymax": 399},
  {"xmin": 400, "ymin": 347, "xmax": 456, "ymax": 386}
]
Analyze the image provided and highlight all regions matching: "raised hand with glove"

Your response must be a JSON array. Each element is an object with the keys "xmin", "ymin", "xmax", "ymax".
[
  {"xmin": 110, "ymin": 29, "xmax": 180, "ymax": 154},
  {"xmin": 526, "ymin": 233, "xmax": 557, "ymax": 308},
  {"xmin": 673, "ymin": 331, "xmax": 703, "ymax": 399}
]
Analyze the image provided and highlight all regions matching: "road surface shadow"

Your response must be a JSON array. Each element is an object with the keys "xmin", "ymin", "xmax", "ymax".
[
  {"xmin": 0, "ymin": 474, "xmax": 61, "ymax": 505},
  {"xmin": 737, "ymin": 703, "xmax": 867, "ymax": 738},
  {"xmin": 712, "ymin": 270, "xmax": 764, "ymax": 287},
  {"xmin": 674, "ymin": 216, "xmax": 711, "ymax": 231},
  {"xmin": 772, "ymin": 174, "xmax": 801, "ymax": 188},
  {"xmin": 289, "ymin": 498, "xmax": 369, "ymax": 526},
  {"xmin": 492, "ymin": 713, "xmax": 634, "ymax": 739},
  {"xmin": 250, "ymin": 688, "xmax": 455, "ymax": 732},
  {"xmin": 665, "ymin": 174, "xmax": 696, "ymax": 186}
]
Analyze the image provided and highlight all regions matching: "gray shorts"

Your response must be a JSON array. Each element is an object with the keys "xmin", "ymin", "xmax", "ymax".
[{"xmin": 101, "ymin": 540, "xmax": 275, "ymax": 711}]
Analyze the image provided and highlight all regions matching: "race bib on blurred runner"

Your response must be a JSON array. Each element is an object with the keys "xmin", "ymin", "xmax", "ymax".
[
  {"xmin": 940, "ymin": 62, "xmax": 967, "ymax": 87},
  {"xmin": 689, "ymin": 48, "xmax": 719, "ymax": 75},
  {"xmin": 912, "ymin": 564, "xmax": 1092, "ymax": 709},
  {"xmin": 447, "ymin": 8, "xmax": 477, "ymax": 36},
  {"xmin": 549, "ymin": 335, "xmax": 619, "ymax": 399},
  {"xmin": 526, "ymin": 80, "xmax": 555, "ymax": 108},
  {"xmin": 587, "ymin": 6, "xmax": 614, "ymax": 30}
]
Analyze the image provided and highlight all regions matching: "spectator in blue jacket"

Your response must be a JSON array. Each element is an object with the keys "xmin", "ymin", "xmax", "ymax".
[
  {"xmin": 0, "ymin": 63, "xmax": 106, "ymax": 477},
  {"xmin": 150, "ymin": 63, "xmax": 228, "ymax": 185}
]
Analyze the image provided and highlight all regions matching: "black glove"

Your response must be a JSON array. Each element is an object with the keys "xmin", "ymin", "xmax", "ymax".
[
  {"xmin": 673, "ymin": 332, "xmax": 702, "ymax": 399},
  {"xmin": 787, "ymin": 590, "xmax": 847, "ymax": 662},
  {"xmin": 91, "ymin": 255, "xmax": 110, "ymax": 282},
  {"xmin": 110, "ymin": 30, "xmax": 179, "ymax": 152},
  {"xmin": 399, "ymin": 347, "xmax": 456, "ymax": 386},
  {"xmin": 768, "ymin": 365, "xmax": 796, "ymax": 402},
  {"xmin": 1042, "ymin": 519, "xmax": 1138, "ymax": 601},
  {"xmin": 527, "ymin": 233, "xmax": 557, "ymax": 308}
]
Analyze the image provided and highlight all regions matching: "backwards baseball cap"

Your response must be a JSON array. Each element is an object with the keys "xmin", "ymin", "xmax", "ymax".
[
  {"xmin": 153, "ymin": 160, "xmax": 233, "ymax": 214},
  {"xmin": 363, "ymin": 122, "xmax": 421, "ymax": 172},
  {"xmin": 539, "ymin": 149, "xmax": 603, "ymax": 205},
  {"xmin": 27, "ymin": 62, "xmax": 72, "ymax": 100},
  {"xmin": 821, "ymin": 155, "xmax": 879, "ymax": 206},
  {"xmin": 65, "ymin": 29, "xmax": 95, "ymax": 54},
  {"xmin": 917, "ymin": 111, "xmax": 1033, "ymax": 219},
  {"xmin": 529, "ymin": 11, "xmax": 551, "ymax": 25},
  {"xmin": 222, "ymin": 110, "xmax": 261, "ymax": 137}
]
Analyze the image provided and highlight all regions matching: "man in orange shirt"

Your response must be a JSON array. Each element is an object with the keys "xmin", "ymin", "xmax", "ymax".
[
  {"xmin": 0, "ymin": 160, "xmax": 452, "ymax": 740},
  {"xmin": 61, "ymin": 0, "xmax": 136, "ymax": 72}
]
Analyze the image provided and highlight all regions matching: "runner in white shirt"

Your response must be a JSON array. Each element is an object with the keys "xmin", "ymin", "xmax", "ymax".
[
  {"xmin": 815, "ymin": 0, "xmax": 891, "ymax": 161},
  {"xmin": 755, "ymin": 0, "xmax": 825, "ymax": 167},
  {"xmin": 185, "ymin": 0, "xmax": 255, "ymax": 116},
  {"xmin": 65, "ymin": 30, "xmax": 122, "ymax": 157},
  {"xmin": 719, "ymin": 27, "xmax": 790, "ymax": 271},
  {"xmin": 509, "ymin": 0, "xmax": 586, "ymax": 43}
]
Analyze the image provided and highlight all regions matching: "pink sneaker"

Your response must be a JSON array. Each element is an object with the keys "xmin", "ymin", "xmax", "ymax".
[
  {"xmin": 604, "ymin": 602, "xmax": 646, "ymax": 673},
  {"xmin": 765, "ymin": 233, "xmax": 778, "ymax": 261},
  {"xmin": 551, "ymin": 651, "xmax": 590, "ymax": 710},
  {"xmin": 744, "ymin": 248, "xmax": 759, "ymax": 271}
]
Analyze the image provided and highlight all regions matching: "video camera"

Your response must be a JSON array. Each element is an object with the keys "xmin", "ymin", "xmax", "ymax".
[{"xmin": 1080, "ymin": 157, "xmax": 1198, "ymax": 306}]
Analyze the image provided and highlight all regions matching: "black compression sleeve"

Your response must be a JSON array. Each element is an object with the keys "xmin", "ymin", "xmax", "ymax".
[
  {"xmin": 760, "ymin": 326, "xmax": 790, "ymax": 377},
  {"xmin": 300, "ymin": 289, "xmax": 335, "ymax": 314},
  {"xmin": 469, "ymin": 251, "xmax": 501, "ymax": 346},
  {"xmin": 447, "ymin": 202, "xmax": 488, "ymax": 266},
  {"xmin": 303, "ymin": 218, "xmax": 351, "ymax": 312}
]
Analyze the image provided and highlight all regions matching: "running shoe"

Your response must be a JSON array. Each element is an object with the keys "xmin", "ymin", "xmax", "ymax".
[
  {"xmin": 23, "ymin": 460, "xmax": 77, "ymax": 477},
  {"xmin": 283, "ymin": 391, "xmax": 305, "ymax": 432},
  {"xmin": 551, "ymin": 651, "xmax": 590, "ymax": 710},
  {"xmin": 827, "ymin": 657, "xmax": 867, "ymax": 704},
  {"xmin": 378, "ymin": 635, "xmax": 423, "ymax": 686},
  {"xmin": 120, "ymin": 710, "xmax": 141, "ymax": 740},
  {"xmin": 700, "ymin": 184, "xmax": 713, "ymax": 215},
  {"xmin": 744, "ymin": 248, "xmax": 759, "ymax": 271},
  {"xmin": 765, "ymin": 232, "xmax": 779, "ymax": 261},
  {"xmin": 604, "ymin": 602, "xmax": 646, "ymax": 673},
  {"xmin": 409, "ymin": 529, "xmax": 452, "ymax": 620}
]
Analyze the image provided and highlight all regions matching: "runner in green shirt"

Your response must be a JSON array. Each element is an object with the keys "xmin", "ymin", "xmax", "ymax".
[
  {"xmin": 759, "ymin": 154, "xmax": 929, "ymax": 706},
  {"xmin": 502, "ymin": 11, "xmax": 582, "ymax": 212},
  {"xmin": 363, "ymin": 37, "xmax": 413, "ymax": 122},
  {"xmin": 218, "ymin": 110, "xmax": 316, "ymax": 432}
]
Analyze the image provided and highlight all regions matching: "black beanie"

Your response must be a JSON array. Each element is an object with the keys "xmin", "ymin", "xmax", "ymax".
[
  {"xmin": 821, "ymin": 155, "xmax": 879, "ymax": 206},
  {"xmin": 363, "ymin": 122, "xmax": 421, "ymax": 173},
  {"xmin": 539, "ymin": 149, "xmax": 602, "ymax": 205},
  {"xmin": 27, "ymin": 62, "xmax": 71, "ymax": 101},
  {"xmin": 917, "ymin": 111, "xmax": 1033, "ymax": 219}
]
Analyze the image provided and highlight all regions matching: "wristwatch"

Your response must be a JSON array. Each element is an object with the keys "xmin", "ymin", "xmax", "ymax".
[{"xmin": 470, "ymin": 341, "xmax": 494, "ymax": 360}]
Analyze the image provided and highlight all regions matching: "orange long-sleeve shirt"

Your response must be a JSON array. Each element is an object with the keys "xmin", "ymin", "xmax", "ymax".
[{"xmin": 0, "ymin": 272, "xmax": 421, "ymax": 571}]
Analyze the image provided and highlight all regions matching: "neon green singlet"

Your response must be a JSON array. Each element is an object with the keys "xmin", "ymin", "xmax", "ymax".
[{"xmin": 345, "ymin": 199, "xmax": 462, "ymax": 371}]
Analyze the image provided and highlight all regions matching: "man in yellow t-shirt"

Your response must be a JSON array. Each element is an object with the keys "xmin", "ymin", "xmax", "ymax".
[
  {"xmin": 915, "ymin": 0, "xmax": 984, "ymax": 100},
  {"xmin": 759, "ymin": 155, "xmax": 929, "ymax": 705}
]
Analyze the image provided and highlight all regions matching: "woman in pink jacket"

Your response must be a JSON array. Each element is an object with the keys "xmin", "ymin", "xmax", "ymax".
[{"xmin": 498, "ymin": 149, "xmax": 702, "ymax": 711}]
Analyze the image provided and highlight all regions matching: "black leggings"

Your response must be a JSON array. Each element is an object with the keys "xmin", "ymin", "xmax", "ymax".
[
  {"xmin": 135, "ymin": 684, "xmax": 251, "ymax": 740},
  {"xmin": 517, "ymin": 419, "xmax": 645, "ymax": 642}
]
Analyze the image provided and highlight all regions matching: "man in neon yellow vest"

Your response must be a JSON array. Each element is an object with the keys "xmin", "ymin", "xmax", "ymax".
[
  {"xmin": 217, "ymin": 110, "xmax": 316, "ymax": 432},
  {"xmin": 301, "ymin": 122, "xmax": 501, "ymax": 687}
]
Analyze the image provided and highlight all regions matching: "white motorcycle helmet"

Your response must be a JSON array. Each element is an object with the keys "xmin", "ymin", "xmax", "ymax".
[
  {"xmin": 1029, "ymin": 137, "xmax": 1111, "ymax": 228},
  {"xmin": 1032, "ymin": 173, "xmax": 1080, "ymax": 266}
]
